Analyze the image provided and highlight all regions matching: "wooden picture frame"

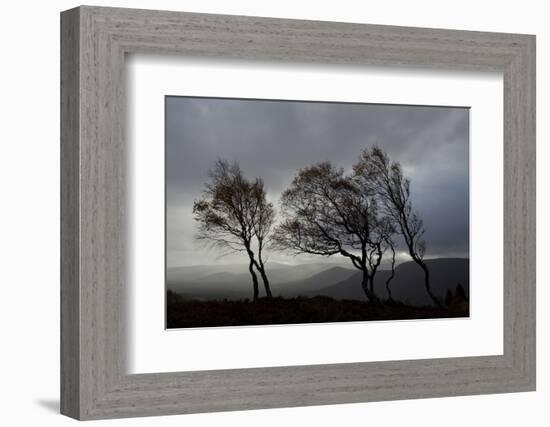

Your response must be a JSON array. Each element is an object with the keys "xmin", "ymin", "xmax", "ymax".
[{"xmin": 60, "ymin": 5, "xmax": 536, "ymax": 420}]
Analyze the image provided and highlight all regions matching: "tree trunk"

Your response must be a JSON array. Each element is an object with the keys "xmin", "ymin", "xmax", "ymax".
[
  {"xmin": 417, "ymin": 260, "xmax": 441, "ymax": 307},
  {"xmin": 245, "ymin": 245, "xmax": 260, "ymax": 301},
  {"xmin": 385, "ymin": 247, "xmax": 396, "ymax": 302},
  {"xmin": 385, "ymin": 274, "xmax": 394, "ymax": 302},
  {"xmin": 257, "ymin": 261, "xmax": 272, "ymax": 298},
  {"xmin": 255, "ymin": 241, "xmax": 272, "ymax": 298},
  {"xmin": 368, "ymin": 276, "xmax": 380, "ymax": 304},
  {"xmin": 248, "ymin": 258, "xmax": 260, "ymax": 301},
  {"xmin": 361, "ymin": 271, "xmax": 379, "ymax": 303}
]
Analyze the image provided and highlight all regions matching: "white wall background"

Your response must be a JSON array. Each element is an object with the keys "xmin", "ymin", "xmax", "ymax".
[{"xmin": 0, "ymin": 0, "xmax": 546, "ymax": 425}]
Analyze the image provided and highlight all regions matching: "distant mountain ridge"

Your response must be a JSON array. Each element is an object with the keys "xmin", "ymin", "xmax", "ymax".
[
  {"xmin": 167, "ymin": 258, "xmax": 469, "ymax": 306},
  {"xmin": 168, "ymin": 262, "xmax": 340, "ymax": 286}
]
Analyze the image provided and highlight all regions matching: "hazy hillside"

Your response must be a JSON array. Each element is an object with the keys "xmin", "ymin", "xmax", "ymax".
[
  {"xmin": 168, "ymin": 262, "xmax": 340, "ymax": 285},
  {"xmin": 276, "ymin": 266, "xmax": 356, "ymax": 296},
  {"xmin": 315, "ymin": 258, "xmax": 469, "ymax": 306},
  {"xmin": 167, "ymin": 258, "xmax": 469, "ymax": 305},
  {"xmin": 167, "ymin": 262, "xmax": 354, "ymax": 299}
]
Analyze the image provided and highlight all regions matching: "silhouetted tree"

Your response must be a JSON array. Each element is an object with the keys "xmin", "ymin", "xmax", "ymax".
[
  {"xmin": 445, "ymin": 284, "xmax": 468, "ymax": 309},
  {"xmin": 251, "ymin": 187, "xmax": 274, "ymax": 297},
  {"xmin": 355, "ymin": 147, "xmax": 441, "ymax": 306},
  {"xmin": 273, "ymin": 162, "xmax": 393, "ymax": 303},
  {"xmin": 362, "ymin": 217, "xmax": 396, "ymax": 301},
  {"xmin": 384, "ymin": 236, "xmax": 397, "ymax": 302},
  {"xmin": 455, "ymin": 283, "xmax": 467, "ymax": 301},
  {"xmin": 193, "ymin": 160, "xmax": 274, "ymax": 300}
]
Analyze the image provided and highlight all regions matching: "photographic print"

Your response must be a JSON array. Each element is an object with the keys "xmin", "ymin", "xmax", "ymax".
[{"xmin": 166, "ymin": 96, "xmax": 469, "ymax": 329}]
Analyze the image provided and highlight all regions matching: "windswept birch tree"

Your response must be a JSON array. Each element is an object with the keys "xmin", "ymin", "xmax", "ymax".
[
  {"xmin": 192, "ymin": 160, "xmax": 274, "ymax": 300},
  {"xmin": 273, "ymin": 162, "xmax": 394, "ymax": 303},
  {"xmin": 354, "ymin": 146, "xmax": 441, "ymax": 306}
]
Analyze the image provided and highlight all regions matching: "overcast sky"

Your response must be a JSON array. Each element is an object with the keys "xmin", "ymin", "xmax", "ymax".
[{"xmin": 166, "ymin": 96, "xmax": 469, "ymax": 268}]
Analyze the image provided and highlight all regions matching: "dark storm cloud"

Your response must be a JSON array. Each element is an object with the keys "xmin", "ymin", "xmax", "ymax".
[{"xmin": 166, "ymin": 96, "xmax": 469, "ymax": 266}]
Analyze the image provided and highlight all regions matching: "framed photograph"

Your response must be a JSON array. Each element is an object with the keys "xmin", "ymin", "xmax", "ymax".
[
  {"xmin": 61, "ymin": 6, "xmax": 535, "ymax": 420},
  {"xmin": 164, "ymin": 96, "xmax": 471, "ymax": 329}
]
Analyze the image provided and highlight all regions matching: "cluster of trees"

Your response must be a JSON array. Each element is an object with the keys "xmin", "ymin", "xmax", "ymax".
[{"xmin": 192, "ymin": 146, "xmax": 441, "ymax": 306}]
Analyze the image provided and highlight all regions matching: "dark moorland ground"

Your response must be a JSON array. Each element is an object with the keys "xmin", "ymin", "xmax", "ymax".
[{"xmin": 166, "ymin": 291, "xmax": 469, "ymax": 329}]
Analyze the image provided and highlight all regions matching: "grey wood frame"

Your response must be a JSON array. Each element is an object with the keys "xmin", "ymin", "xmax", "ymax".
[{"xmin": 60, "ymin": 5, "xmax": 536, "ymax": 421}]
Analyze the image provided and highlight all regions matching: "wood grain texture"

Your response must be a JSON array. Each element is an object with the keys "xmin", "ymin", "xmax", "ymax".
[
  {"xmin": 60, "ymin": 6, "xmax": 536, "ymax": 420},
  {"xmin": 60, "ymin": 7, "xmax": 80, "ymax": 419}
]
